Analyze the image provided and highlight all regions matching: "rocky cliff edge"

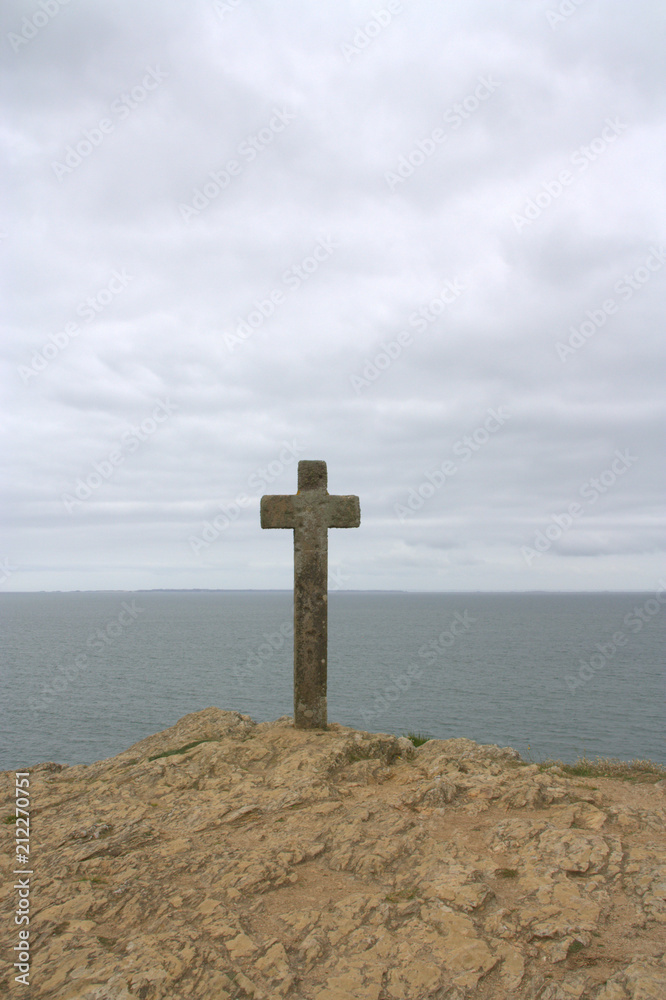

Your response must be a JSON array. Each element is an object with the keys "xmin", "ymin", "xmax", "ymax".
[{"xmin": 1, "ymin": 707, "xmax": 665, "ymax": 1000}]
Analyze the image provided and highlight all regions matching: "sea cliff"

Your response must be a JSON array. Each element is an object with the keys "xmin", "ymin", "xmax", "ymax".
[{"xmin": 2, "ymin": 708, "xmax": 665, "ymax": 999}]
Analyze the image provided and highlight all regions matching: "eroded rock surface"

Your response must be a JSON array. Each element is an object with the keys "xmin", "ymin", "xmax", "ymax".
[{"xmin": 1, "ymin": 708, "xmax": 665, "ymax": 999}]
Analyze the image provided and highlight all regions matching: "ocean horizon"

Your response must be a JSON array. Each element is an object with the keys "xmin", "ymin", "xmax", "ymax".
[{"xmin": 1, "ymin": 590, "xmax": 664, "ymax": 771}]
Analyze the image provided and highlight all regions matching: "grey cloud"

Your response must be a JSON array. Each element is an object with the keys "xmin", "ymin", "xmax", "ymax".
[{"xmin": 0, "ymin": 0, "xmax": 664, "ymax": 592}]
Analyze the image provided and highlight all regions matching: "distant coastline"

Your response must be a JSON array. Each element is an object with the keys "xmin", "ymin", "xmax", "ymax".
[{"xmin": 0, "ymin": 588, "xmax": 658, "ymax": 595}]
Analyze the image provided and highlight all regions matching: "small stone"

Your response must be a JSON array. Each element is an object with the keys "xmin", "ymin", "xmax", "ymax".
[
  {"xmin": 225, "ymin": 932, "xmax": 260, "ymax": 960},
  {"xmin": 496, "ymin": 942, "xmax": 525, "ymax": 989}
]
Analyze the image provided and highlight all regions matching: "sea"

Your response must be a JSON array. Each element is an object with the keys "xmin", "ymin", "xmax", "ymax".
[{"xmin": 0, "ymin": 591, "xmax": 664, "ymax": 771}]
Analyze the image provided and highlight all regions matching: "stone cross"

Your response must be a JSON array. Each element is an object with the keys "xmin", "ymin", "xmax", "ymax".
[{"xmin": 260, "ymin": 460, "xmax": 360, "ymax": 730}]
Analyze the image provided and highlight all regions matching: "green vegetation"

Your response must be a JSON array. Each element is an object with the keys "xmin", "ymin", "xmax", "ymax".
[
  {"xmin": 537, "ymin": 756, "xmax": 666, "ymax": 783},
  {"xmin": 495, "ymin": 868, "xmax": 518, "ymax": 879},
  {"xmin": 3, "ymin": 814, "xmax": 17, "ymax": 824},
  {"xmin": 403, "ymin": 732, "xmax": 433, "ymax": 747},
  {"xmin": 148, "ymin": 739, "xmax": 212, "ymax": 761},
  {"xmin": 384, "ymin": 887, "xmax": 418, "ymax": 902}
]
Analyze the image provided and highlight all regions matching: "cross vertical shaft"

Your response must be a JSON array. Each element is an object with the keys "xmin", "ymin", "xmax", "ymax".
[{"xmin": 260, "ymin": 460, "xmax": 360, "ymax": 729}]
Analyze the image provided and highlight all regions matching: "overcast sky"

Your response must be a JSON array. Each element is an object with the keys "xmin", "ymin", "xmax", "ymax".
[{"xmin": 1, "ymin": 0, "xmax": 665, "ymax": 593}]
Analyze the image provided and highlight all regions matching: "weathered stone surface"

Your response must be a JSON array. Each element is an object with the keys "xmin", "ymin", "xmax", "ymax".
[
  {"xmin": 2, "ymin": 706, "xmax": 665, "ymax": 999},
  {"xmin": 261, "ymin": 460, "xmax": 360, "ymax": 730}
]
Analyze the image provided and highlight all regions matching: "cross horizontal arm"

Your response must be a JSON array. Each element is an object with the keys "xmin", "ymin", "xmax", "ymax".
[
  {"xmin": 260, "ymin": 495, "xmax": 297, "ymax": 529},
  {"xmin": 325, "ymin": 495, "xmax": 361, "ymax": 528}
]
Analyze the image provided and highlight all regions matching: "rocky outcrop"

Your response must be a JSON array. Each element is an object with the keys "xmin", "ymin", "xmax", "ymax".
[{"xmin": 1, "ymin": 707, "xmax": 665, "ymax": 999}]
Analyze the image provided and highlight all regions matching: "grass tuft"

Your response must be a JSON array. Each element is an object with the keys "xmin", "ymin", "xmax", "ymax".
[
  {"xmin": 384, "ymin": 888, "xmax": 418, "ymax": 902},
  {"xmin": 148, "ymin": 739, "xmax": 212, "ymax": 762},
  {"xmin": 403, "ymin": 732, "xmax": 433, "ymax": 747}
]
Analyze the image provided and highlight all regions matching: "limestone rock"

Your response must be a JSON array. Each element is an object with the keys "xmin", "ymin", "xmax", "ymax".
[{"xmin": 1, "ymin": 707, "xmax": 665, "ymax": 999}]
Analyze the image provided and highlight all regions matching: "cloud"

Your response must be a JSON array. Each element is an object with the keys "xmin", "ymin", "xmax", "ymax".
[{"xmin": 0, "ymin": 0, "xmax": 664, "ymax": 591}]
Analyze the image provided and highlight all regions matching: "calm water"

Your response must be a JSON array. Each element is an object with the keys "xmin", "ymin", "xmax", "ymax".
[{"xmin": 0, "ymin": 591, "xmax": 664, "ymax": 770}]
